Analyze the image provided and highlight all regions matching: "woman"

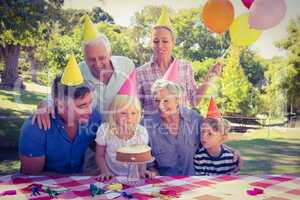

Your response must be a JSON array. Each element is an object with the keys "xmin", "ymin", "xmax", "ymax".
[
  {"xmin": 143, "ymin": 79, "xmax": 203, "ymax": 176},
  {"xmin": 137, "ymin": 9, "xmax": 221, "ymax": 116}
]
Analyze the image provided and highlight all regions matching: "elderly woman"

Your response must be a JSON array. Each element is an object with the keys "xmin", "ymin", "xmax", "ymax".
[
  {"xmin": 143, "ymin": 79, "xmax": 203, "ymax": 176},
  {"xmin": 137, "ymin": 10, "xmax": 221, "ymax": 116}
]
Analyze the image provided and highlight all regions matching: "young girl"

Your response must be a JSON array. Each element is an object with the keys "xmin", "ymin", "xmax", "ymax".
[
  {"xmin": 95, "ymin": 95, "xmax": 152, "ymax": 181},
  {"xmin": 194, "ymin": 117, "xmax": 241, "ymax": 176}
]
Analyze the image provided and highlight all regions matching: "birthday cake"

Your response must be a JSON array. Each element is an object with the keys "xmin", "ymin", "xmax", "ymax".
[{"xmin": 116, "ymin": 144, "xmax": 152, "ymax": 162}]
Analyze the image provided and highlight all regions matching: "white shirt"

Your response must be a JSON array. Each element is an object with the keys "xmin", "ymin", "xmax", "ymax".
[
  {"xmin": 95, "ymin": 123, "xmax": 149, "ymax": 176},
  {"xmin": 79, "ymin": 56, "xmax": 134, "ymax": 114}
]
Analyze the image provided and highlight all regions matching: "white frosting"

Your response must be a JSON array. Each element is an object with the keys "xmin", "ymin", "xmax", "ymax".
[{"xmin": 117, "ymin": 144, "xmax": 151, "ymax": 154}]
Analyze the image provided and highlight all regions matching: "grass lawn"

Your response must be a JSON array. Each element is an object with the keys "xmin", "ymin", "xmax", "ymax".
[
  {"xmin": 226, "ymin": 127, "xmax": 300, "ymax": 175},
  {"xmin": 0, "ymin": 82, "xmax": 49, "ymax": 148}
]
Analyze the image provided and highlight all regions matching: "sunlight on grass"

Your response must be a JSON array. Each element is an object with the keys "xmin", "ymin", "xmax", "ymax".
[
  {"xmin": 226, "ymin": 129, "xmax": 300, "ymax": 175},
  {"xmin": 0, "ymin": 160, "xmax": 20, "ymax": 175},
  {"xmin": 0, "ymin": 83, "xmax": 49, "ymax": 115}
]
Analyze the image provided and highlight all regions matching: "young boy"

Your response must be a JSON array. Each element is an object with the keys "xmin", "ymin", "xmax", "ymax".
[{"xmin": 194, "ymin": 97, "xmax": 240, "ymax": 176}]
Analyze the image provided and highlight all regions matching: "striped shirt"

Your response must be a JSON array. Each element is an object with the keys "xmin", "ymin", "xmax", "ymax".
[
  {"xmin": 136, "ymin": 56, "xmax": 197, "ymax": 116},
  {"xmin": 194, "ymin": 145, "xmax": 238, "ymax": 176}
]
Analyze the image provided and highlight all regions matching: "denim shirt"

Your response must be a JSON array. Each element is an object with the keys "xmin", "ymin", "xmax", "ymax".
[{"xmin": 142, "ymin": 107, "xmax": 203, "ymax": 176}]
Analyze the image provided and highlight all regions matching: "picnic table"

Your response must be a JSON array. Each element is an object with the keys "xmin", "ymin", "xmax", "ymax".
[{"xmin": 1, "ymin": 174, "xmax": 300, "ymax": 199}]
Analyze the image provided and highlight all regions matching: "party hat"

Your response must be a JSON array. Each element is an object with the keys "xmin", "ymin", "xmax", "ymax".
[
  {"xmin": 155, "ymin": 7, "xmax": 172, "ymax": 30},
  {"xmin": 82, "ymin": 15, "xmax": 98, "ymax": 42},
  {"xmin": 118, "ymin": 69, "xmax": 137, "ymax": 97},
  {"xmin": 162, "ymin": 59, "xmax": 180, "ymax": 83},
  {"xmin": 207, "ymin": 97, "xmax": 221, "ymax": 118},
  {"xmin": 61, "ymin": 55, "xmax": 84, "ymax": 86}
]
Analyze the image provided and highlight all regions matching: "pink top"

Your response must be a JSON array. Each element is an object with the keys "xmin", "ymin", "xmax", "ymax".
[{"xmin": 137, "ymin": 57, "xmax": 197, "ymax": 115}]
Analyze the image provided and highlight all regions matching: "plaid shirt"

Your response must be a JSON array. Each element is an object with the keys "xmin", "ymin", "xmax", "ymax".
[{"xmin": 137, "ymin": 57, "xmax": 197, "ymax": 115}]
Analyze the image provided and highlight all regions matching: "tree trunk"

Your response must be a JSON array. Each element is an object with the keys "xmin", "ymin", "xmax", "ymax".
[
  {"xmin": 27, "ymin": 47, "xmax": 39, "ymax": 83},
  {"xmin": 0, "ymin": 44, "xmax": 24, "ymax": 89}
]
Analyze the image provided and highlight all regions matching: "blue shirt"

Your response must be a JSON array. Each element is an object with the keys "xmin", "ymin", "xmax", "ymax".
[
  {"xmin": 19, "ymin": 110, "xmax": 102, "ymax": 174},
  {"xmin": 143, "ymin": 107, "xmax": 203, "ymax": 176}
]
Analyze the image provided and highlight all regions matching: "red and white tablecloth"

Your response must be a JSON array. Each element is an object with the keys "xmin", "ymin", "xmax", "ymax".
[{"xmin": 1, "ymin": 174, "xmax": 300, "ymax": 199}]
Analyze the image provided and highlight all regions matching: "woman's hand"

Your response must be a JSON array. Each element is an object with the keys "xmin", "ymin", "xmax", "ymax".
[
  {"xmin": 31, "ymin": 100, "xmax": 55, "ymax": 130},
  {"xmin": 206, "ymin": 62, "xmax": 222, "ymax": 79},
  {"xmin": 96, "ymin": 172, "xmax": 114, "ymax": 182}
]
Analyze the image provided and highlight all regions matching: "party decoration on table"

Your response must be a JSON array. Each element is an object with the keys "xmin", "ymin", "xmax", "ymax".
[
  {"xmin": 21, "ymin": 183, "xmax": 43, "ymax": 193},
  {"xmin": 121, "ymin": 191, "xmax": 134, "ymax": 199},
  {"xmin": 247, "ymin": 187, "xmax": 264, "ymax": 196},
  {"xmin": 106, "ymin": 183, "xmax": 123, "ymax": 191},
  {"xmin": 249, "ymin": 0, "xmax": 286, "ymax": 30},
  {"xmin": 241, "ymin": 0, "xmax": 254, "ymax": 9},
  {"xmin": 44, "ymin": 186, "xmax": 70, "ymax": 198},
  {"xmin": 31, "ymin": 185, "xmax": 41, "ymax": 196},
  {"xmin": 21, "ymin": 183, "xmax": 70, "ymax": 198},
  {"xmin": 230, "ymin": 13, "xmax": 262, "ymax": 46},
  {"xmin": 90, "ymin": 184, "xmax": 106, "ymax": 197},
  {"xmin": 202, "ymin": 0, "xmax": 234, "ymax": 33},
  {"xmin": 0, "ymin": 189, "xmax": 17, "ymax": 196}
]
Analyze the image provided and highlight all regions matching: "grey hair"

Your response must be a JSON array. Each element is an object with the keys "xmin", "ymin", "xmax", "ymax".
[
  {"xmin": 82, "ymin": 34, "xmax": 112, "ymax": 55},
  {"xmin": 151, "ymin": 79, "xmax": 183, "ymax": 97}
]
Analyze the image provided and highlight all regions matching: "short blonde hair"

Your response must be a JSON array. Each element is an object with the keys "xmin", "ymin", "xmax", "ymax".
[
  {"xmin": 106, "ymin": 95, "xmax": 142, "ymax": 133},
  {"xmin": 203, "ymin": 118, "xmax": 231, "ymax": 136},
  {"xmin": 151, "ymin": 79, "xmax": 183, "ymax": 97}
]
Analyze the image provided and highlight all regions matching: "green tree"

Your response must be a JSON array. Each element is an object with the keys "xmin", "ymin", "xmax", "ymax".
[
  {"xmin": 260, "ymin": 57, "xmax": 292, "ymax": 119},
  {"xmin": 276, "ymin": 17, "xmax": 300, "ymax": 110},
  {"xmin": 172, "ymin": 8, "xmax": 230, "ymax": 61},
  {"xmin": 220, "ymin": 46, "xmax": 252, "ymax": 115},
  {"xmin": 0, "ymin": 0, "xmax": 63, "ymax": 89},
  {"xmin": 96, "ymin": 22, "xmax": 137, "ymax": 65},
  {"xmin": 240, "ymin": 48, "xmax": 266, "ymax": 87}
]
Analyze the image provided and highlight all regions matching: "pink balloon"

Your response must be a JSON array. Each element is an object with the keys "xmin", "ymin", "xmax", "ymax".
[
  {"xmin": 241, "ymin": 0, "xmax": 254, "ymax": 9},
  {"xmin": 249, "ymin": 0, "xmax": 286, "ymax": 30}
]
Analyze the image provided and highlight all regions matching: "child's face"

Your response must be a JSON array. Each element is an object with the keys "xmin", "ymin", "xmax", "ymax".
[
  {"xmin": 200, "ymin": 123, "xmax": 224, "ymax": 150},
  {"xmin": 115, "ymin": 106, "xmax": 139, "ymax": 128}
]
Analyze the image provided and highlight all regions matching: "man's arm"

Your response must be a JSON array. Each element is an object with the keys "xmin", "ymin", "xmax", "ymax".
[{"xmin": 20, "ymin": 155, "xmax": 45, "ymax": 175}]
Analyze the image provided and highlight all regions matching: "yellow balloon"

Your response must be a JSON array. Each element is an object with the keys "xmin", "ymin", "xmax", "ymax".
[{"xmin": 230, "ymin": 13, "xmax": 262, "ymax": 46}]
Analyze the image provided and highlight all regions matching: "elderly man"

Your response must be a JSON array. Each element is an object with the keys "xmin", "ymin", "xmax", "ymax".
[{"xmin": 19, "ymin": 56, "xmax": 102, "ymax": 175}]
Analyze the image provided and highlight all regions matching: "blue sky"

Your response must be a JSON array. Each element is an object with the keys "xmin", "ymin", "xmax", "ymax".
[{"xmin": 64, "ymin": 0, "xmax": 300, "ymax": 59}]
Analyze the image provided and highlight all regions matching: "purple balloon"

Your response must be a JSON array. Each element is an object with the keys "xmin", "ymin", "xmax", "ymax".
[
  {"xmin": 241, "ymin": 0, "xmax": 254, "ymax": 9},
  {"xmin": 249, "ymin": 0, "xmax": 286, "ymax": 30}
]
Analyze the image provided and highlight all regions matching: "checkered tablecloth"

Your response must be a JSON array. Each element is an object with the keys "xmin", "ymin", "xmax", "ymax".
[{"xmin": 1, "ymin": 174, "xmax": 300, "ymax": 199}]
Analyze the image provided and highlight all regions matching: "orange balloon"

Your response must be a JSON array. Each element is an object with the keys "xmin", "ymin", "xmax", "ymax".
[{"xmin": 202, "ymin": 0, "xmax": 234, "ymax": 34}]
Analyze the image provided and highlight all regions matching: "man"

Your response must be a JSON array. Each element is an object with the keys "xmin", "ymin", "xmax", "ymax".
[{"xmin": 19, "ymin": 55, "xmax": 101, "ymax": 174}]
